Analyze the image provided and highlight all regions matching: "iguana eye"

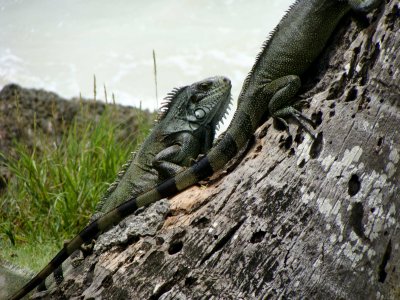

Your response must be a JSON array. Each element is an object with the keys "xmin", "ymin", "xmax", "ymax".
[
  {"xmin": 198, "ymin": 82, "xmax": 212, "ymax": 91},
  {"xmin": 195, "ymin": 109, "xmax": 206, "ymax": 119}
]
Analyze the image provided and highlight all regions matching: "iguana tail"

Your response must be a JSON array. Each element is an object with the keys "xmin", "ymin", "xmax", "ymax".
[{"xmin": 10, "ymin": 197, "xmax": 141, "ymax": 300}]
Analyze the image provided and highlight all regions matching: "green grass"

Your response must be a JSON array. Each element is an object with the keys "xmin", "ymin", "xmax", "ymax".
[{"xmin": 0, "ymin": 102, "xmax": 152, "ymax": 271}]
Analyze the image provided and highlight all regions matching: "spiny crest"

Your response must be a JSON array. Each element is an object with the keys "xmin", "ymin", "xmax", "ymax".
[
  {"xmin": 240, "ymin": 32, "xmax": 275, "ymax": 96},
  {"xmin": 155, "ymin": 86, "xmax": 187, "ymax": 122},
  {"xmin": 101, "ymin": 151, "xmax": 137, "ymax": 201},
  {"xmin": 240, "ymin": 0, "xmax": 300, "ymax": 97},
  {"xmin": 215, "ymin": 95, "xmax": 233, "ymax": 132}
]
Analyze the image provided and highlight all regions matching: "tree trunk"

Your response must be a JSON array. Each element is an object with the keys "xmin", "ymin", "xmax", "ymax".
[{"xmin": 41, "ymin": 2, "xmax": 399, "ymax": 299}]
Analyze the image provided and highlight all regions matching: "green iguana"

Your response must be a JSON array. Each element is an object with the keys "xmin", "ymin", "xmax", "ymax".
[{"xmin": 9, "ymin": 76, "xmax": 232, "ymax": 300}]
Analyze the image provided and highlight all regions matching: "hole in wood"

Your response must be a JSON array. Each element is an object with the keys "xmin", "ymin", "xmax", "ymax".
[
  {"xmin": 294, "ymin": 132, "xmax": 303, "ymax": 144},
  {"xmin": 312, "ymin": 111, "xmax": 323, "ymax": 126},
  {"xmin": 191, "ymin": 217, "xmax": 210, "ymax": 228},
  {"xmin": 377, "ymin": 137, "xmax": 383, "ymax": 147},
  {"xmin": 168, "ymin": 240, "xmax": 183, "ymax": 255},
  {"xmin": 298, "ymin": 159, "xmax": 306, "ymax": 168},
  {"xmin": 284, "ymin": 135, "xmax": 293, "ymax": 150},
  {"xmin": 345, "ymin": 87, "xmax": 358, "ymax": 102},
  {"xmin": 250, "ymin": 230, "xmax": 266, "ymax": 244},
  {"xmin": 348, "ymin": 174, "xmax": 361, "ymax": 196},
  {"xmin": 185, "ymin": 276, "xmax": 198, "ymax": 286},
  {"xmin": 309, "ymin": 132, "xmax": 323, "ymax": 159},
  {"xmin": 102, "ymin": 274, "xmax": 113, "ymax": 288},
  {"xmin": 378, "ymin": 239, "xmax": 392, "ymax": 283},
  {"xmin": 349, "ymin": 202, "xmax": 365, "ymax": 238},
  {"xmin": 155, "ymin": 237, "xmax": 164, "ymax": 246}
]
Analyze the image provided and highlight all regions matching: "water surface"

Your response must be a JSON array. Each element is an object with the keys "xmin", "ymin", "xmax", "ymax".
[{"xmin": 0, "ymin": 0, "xmax": 292, "ymax": 123}]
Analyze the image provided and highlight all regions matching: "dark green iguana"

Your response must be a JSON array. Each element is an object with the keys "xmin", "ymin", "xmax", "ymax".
[{"xmin": 9, "ymin": 76, "xmax": 232, "ymax": 300}]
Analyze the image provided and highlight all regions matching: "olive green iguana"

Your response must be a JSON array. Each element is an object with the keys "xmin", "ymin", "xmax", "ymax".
[{"xmin": 9, "ymin": 76, "xmax": 232, "ymax": 300}]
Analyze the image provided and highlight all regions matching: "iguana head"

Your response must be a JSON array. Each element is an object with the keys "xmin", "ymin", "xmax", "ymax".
[{"xmin": 158, "ymin": 76, "xmax": 232, "ymax": 134}]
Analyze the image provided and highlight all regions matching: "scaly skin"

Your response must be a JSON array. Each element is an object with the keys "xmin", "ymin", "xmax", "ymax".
[{"xmin": 10, "ymin": 76, "xmax": 231, "ymax": 300}]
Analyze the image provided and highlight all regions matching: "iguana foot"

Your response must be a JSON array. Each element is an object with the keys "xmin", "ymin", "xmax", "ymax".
[
  {"xmin": 289, "ymin": 112, "xmax": 317, "ymax": 139},
  {"xmin": 64, "ymin": 238, "xmax": 94, "ymax": 256},
  {"xmin": 273, "ymin": 106, "xmax": 316, "ymax": 139},
  {"xmin": 80, "ymin": 241, "xmax": 95, "ymax": 255},
  {"xmin": 265, "ymin": 75, "xmax": 315, "ymax": 138},
  {"xmin": 192, "ymin": 153, "xmax": 206, "ymax": 165}
]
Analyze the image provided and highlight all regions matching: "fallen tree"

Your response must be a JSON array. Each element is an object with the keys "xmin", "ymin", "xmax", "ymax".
[{"xmin": 38, "ymin": 1, "xmax": 399, "ymax": 299}]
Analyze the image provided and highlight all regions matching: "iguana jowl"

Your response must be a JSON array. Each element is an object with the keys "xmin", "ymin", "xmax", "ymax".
[{"xmin": 10, "ymin": 76, "xmax": 232, "ymax": 299}]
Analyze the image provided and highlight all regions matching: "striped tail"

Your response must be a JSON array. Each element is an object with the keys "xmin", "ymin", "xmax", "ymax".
[{"xmin": 10, "ymin": 197, "xmax": 141, "ymax": 300}]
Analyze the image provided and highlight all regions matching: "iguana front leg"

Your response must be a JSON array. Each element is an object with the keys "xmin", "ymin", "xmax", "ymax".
[
  {"xmin": 264, "ymin": 75, "xmax": 315, "ymax": 137},
  {"xmin": 153, "ymin": 132, "xmax": 200, "ymax": 178},
  {"xmin": 153, "ymin": 144, "xmax": 186, "ymax": 178}
]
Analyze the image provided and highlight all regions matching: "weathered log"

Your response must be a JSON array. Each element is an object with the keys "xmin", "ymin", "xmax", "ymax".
[{"xmin": 41, "ymin": 1, "xmax": 399, "ymax": 299}]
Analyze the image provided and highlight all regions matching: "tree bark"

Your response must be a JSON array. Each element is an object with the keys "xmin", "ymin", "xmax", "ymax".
[{"xmin": 41, "ymin": 1, "xmax": 399, "ymax": 299}]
